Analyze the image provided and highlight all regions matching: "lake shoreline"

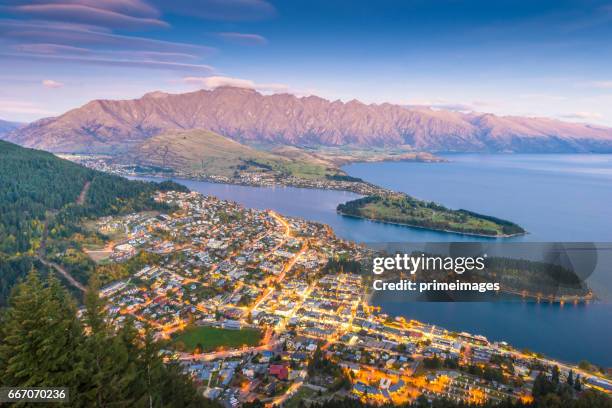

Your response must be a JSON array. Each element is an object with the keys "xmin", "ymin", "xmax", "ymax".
[{"xmin": 130, "ymin": 152, "xmax": 612, "ymax": 366}]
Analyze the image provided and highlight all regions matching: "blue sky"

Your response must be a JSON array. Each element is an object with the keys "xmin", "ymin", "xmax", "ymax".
[{"xmin": 1, "ymin": 0, "xmax": 612, "ymax": 125}]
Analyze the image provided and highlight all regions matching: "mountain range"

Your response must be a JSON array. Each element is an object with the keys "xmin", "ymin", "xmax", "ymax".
[{"xmin": 4, "ymin": 86, "xmax": 612, "ymax": 153}]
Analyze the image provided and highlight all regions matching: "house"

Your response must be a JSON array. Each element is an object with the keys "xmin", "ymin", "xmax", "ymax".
[{"xmin": 269, "ymin": 364, "xmax": 289, "ymax": 380}]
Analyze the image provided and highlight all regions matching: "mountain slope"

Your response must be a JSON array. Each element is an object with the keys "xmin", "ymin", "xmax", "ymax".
[
  {"xmin": 122, "ymin": 128, "xmax": 293, "ymax": 176},
  {"xmin": 0, "ymin": 139, "xmax": 187, "ymax": 303},
  {"xmin": 119, "ymin": 128, "xmax": 349, "ymax": 180},
  {"xmin": 5, "ymin": 87, "xmax": 612, "ymax": 153},
  {"xmin": 0, "ymin": 139, "xmax": 185, "ymax": 255}
]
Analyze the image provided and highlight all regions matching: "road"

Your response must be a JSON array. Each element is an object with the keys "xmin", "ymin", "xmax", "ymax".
[
  {"xmin": 37, "ymin": 257, "xmax": 86, "ymax": 292},
  {"xmin": 76, "ymin": 180, "xmax": 91, "ymax": 205},
  {"xmin": 35, "ymin": 179, "xmax": 91, "ymax": 293}
]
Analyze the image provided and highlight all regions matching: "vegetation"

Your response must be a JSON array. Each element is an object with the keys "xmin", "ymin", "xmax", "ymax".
[
  {"xmin": 172, "ymin": 326, "xmax": 261, "ymax": 353},
  {"xmin": 0, "ymin": 271, "xmax": 218, "ymax": 407},
  {"xmin": 337, "ymin": 194, "xmax": 525, "ymax": 237},
  {"xmin": 0, "ymin": 140, "xmax": 187, "ymax": 304},
  {"xmin": 307, "ymin": 346, "xmax": 351, "ymax": 391},
  {"xmin": 124, "ymin": 129, "xmax": 349, "ymax": 181},
  {"xmin": 95, "ymin": 251, "xmax": 163, "ymax": 286},
  {"xmin": 412, "ymin": 254, "xmax": 590, "ymax": 299},
  {"xmin": 482, "ymin": 257, "xmax": 589, "ymax": 297},
  {"xmin": 323, "ymin": 257, "xmax": 364, "ymax": 275}
]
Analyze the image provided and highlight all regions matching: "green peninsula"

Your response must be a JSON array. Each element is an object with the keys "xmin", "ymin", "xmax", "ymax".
[{"xmin": 337, "ymin": 194, "xmax": 525, "ymax": 237}]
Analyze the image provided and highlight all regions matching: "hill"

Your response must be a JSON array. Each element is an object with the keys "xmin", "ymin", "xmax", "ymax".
[
  {"xmin": 0, "ymin": 139, "xmax": 186, "ymax": 304},
  {"xmin": 5, "ymin": 87, "xmax": 612, "ymax": 153},
  {"xmin": 119, "ymin": 128, "xmax": 353, "ymax": 181}
]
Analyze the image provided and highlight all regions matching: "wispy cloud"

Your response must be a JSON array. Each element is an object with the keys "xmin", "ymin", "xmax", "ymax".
[
  {"xmin": 12, "ymin": 43, "xmax": 90, "ymax": 54},
  {"xmin": 217, "ymin": 32, "xmax": 267, "ymax": 45},
  {"xmin": 585, "ymin": 80, "xmax": 612, "ymax": 89},
  {"xmin": 2, "ymin": 0, "xmax": 160, "ymax": 17},
  {"xmin": 560, "ymin": 111, "xmax": 603, "ymax": 120},
  {"xmin": 0, "ymin": 20, "xmax": 213, "ymax": 54},
  {"xmin": 5, "ymin": 52, "xmax": 214, "ymax": 73},
  {"xmin": 519, "ymin": 93, "xmax": 568, "ymax": 101},
  {"xmin": 183, "ymin": 76, "xmax": 288, "ymax": 92},
  {"xmin": 42, "ymin": 79, "xmax": 64, "ymax": 88},
  {"xmin": 0, "ymin": 18, "xmax": 216, "ymax": 73},
  {"xmin": 0, "ymin": 99, "xmax": 56, "ymax": 115},
  {"xmin": 6, "ymin": 3, "xmax": 168, "ymax": 29}
]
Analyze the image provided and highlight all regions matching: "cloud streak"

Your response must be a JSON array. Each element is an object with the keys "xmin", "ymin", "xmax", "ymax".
[
  {"xmin": 0, "ymin": 20, "xmax": 213, "ymax": 54},
  {"xmin": 0, "ymin": 99, "xmax": 56, "ymax": 116},
  {"xmin": 217, "ymin": 32, "xmax": 267, "ymax": 45},
  {"xmin": 586, "ymin": 80, "xmax": 612, "ymax": 89},
  {"xmin": 5, "ymin": 52, "xmax": 215, "ymax": 73},
  {"xmin": 560, "ymin": 111, "xmax": 603, "ymax": 120},
  {"xmin": 8, "ymin": 3, "xmax": 168, "ymax": 29},
  {"xmin": 42, "ymin": 79, "xmax": 64, "ymax": 88}
]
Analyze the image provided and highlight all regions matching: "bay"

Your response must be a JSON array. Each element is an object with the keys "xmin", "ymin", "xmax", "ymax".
[{"xmin": 131, "ymin": 154, "xmax": 612, "ymax": 365}]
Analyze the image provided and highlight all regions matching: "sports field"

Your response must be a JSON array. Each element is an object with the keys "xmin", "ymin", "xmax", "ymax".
[{"xmin": 173, "ymin": 326, "xmax": 261, "ymax": 352}]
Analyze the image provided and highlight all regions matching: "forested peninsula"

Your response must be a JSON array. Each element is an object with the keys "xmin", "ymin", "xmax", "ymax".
[{"xmin": 337, "ymin": 194, "xmax": 526, "ymax": 237}]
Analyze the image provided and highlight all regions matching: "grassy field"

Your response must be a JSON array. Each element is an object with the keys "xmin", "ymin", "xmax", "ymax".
[{"xmin": 173, "ymin": 326, "xmax": 262, "ymax": 352}]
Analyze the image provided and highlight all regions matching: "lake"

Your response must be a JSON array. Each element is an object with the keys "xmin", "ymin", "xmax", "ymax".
[
  {"xmin": 133, "ymin": 154, "xmax": 612, "ymax": 365},
  {"xmin": 344, "ymin": 153, "xmax": 612, "ymax": 242}
]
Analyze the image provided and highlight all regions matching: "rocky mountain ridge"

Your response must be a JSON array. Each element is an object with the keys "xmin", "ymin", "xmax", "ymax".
[{"xmin": 4, "ymin": 87, "xmax": 612, "ymax": 153}]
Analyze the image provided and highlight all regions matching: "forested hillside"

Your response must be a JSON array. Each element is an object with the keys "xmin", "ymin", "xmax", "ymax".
[
  {"xmin": 0, "ymin": 140, "xmax": 187, "ymax": 304},
  {"xmin": 0, "ymin": 271, "xmax": 217, "ymax": 407}
]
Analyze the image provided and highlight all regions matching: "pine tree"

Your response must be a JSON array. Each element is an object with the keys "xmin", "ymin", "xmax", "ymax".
[
  {"xmin": 0, "ymin": 271, "xmax": 84, "ymax": 388},
  {"xmin": 42, "ymin": 274, "xmax": 86, "ymax": 388},
  {"xmin": 80, "ymin": 276, "xmax": 137, "ymax": 406},
  {"xmin": 1, "ymin": 271, "xmax": 215, "ymax": 408},
  {"xmin": 136, "ymin": 325, "xmax": 166, "ymax": 408},
  {"xmin": 575, "ymin": 374, "xmax": 583, "ymax": 392},
  {"xmin": 568, "ymin": 369, "xmax": 574, "ymax": 386},
  {"xmin": 551, "ymin": 365, "xmax": 560, "ymax": 385}
]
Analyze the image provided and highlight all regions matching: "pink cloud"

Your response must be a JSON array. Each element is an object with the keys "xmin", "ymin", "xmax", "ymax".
[
  {"xmin": 217, "ymin": 32, "xmax": 268, "ymax": 45},
  {"xmin": 0, "ymin": 20, "xmax": 213, "ymax": 54},
  {"xmin": 6, "ymin": 52, "xmax": 215, "ymax": 73},
  {"xmin": 3, "ymin": 0, "xmax": 159, "ymax": 17},
  {"xmin": 560, "ymin": 111, "xmax": 603, "ymax": 120},
  {"xmin": 183, "ymin": 76, "xmax": 288, "ymax": 92},
  {"xmin": 587, "ymin": 80, "xmax": 612, "ymax": 89},
  {"xmin": 12, "ymin": 43, "xmax": 90, "ymax": 54},
  {"xmin": 0, "ymin": 99, "xmax": 56, "ymax": 115},
  {"xmin": 42, "ymin": 79, "xmax": 64, "ymax": 88},
  {"xmin": 10, "ymin": 3, "xmax": 168, "ymax": 30}
]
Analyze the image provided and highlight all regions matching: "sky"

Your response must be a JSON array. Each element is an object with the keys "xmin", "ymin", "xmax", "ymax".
[{"xmin": 1, "ymin": 0, "xmax": 612, "ymax": 125}]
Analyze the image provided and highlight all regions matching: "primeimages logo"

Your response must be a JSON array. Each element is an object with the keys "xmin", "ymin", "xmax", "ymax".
[{"xmin": 372, "ymin": 253, "xmax": 487, "ymax": 275}]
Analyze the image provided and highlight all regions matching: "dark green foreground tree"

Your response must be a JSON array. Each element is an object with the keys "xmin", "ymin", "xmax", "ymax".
[{"xmin": 0, "ymin": 271, "xmax": 217, "ymax": 407}]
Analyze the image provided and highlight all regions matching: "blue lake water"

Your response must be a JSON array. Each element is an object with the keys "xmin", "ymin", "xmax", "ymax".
[
  {"xmin": 133, "ymin": 154, "xmax": 612, "ymax": 365},
  {"xmin": 344, "ymin": 154, "xmax": 612, "ymax": 242}
]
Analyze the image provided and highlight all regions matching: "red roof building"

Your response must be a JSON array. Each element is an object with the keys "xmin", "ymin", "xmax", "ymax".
[{"xmin": 268, "ymin": 364, "xmax": 289, "ymax": 380}]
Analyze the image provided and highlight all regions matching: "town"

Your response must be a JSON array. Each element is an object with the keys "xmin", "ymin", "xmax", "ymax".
[
  {"xmin": 88, "ymin": 190, "xmax": 611, "ymax": 407},
  {"xmin": 57, "ymin": 154, "xmax": 386, "ymax": 196}
]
